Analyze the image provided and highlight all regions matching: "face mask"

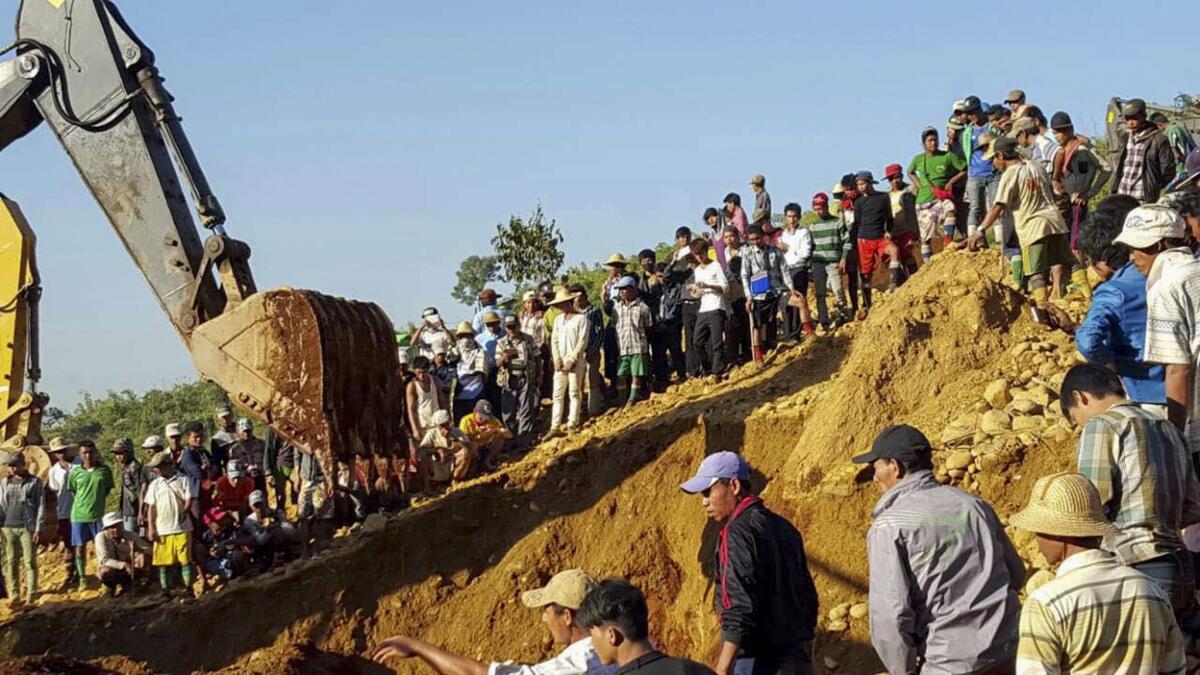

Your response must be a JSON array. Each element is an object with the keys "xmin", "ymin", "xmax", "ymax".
[{"xmin": 458, "ymin": 337, "xmax": 475, "ymax": 352}]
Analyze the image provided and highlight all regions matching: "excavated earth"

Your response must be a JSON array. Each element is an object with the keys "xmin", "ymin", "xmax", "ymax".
[{"xmin": 0, "ymin": 251, "xmax": 1087, "ymax": 674}]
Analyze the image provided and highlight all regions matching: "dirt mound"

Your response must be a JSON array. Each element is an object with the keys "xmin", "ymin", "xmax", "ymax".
[
  {"xmin": 0, "ymin": 655, "xmax": 152, "ymax": 675},
  {"xmin": 0, "ymin": 251, "xmax": 1085, "ymax": 674}
]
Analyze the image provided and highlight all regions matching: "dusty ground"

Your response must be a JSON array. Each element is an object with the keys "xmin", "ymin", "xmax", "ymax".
[{"xmin": 0, "ymin": 250, "xmax": 1086, "ymax": 674}]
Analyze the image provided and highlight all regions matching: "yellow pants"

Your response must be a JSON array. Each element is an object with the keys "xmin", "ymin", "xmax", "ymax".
[{"xmin": 152, "ymin": 531, "xmax": 193, "ymax": 566}]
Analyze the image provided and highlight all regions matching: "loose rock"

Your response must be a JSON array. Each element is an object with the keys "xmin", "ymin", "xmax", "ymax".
[
  {"xmin": 849, "ymin": 603, "xmax": 868, "ymax": 619},
  {"xmin": 980, "ymin": 410, "xmax": 1013, "ymax": 435},
  {"xmin": 945, "ymin": 450, "xmax": 973, "ymax": 471},
  {"xmin": 983, "ymin": 379, "xmax": 1011, "ymax": 409}
]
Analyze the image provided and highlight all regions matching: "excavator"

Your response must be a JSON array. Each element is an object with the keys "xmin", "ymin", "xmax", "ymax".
[{"xmin": 0, "ymin": 1, "xmax": 403, "ymax": 489}]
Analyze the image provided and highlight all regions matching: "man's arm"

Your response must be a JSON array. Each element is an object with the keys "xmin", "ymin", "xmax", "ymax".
[
  {"xmin": 1076, "ymin": 418, "xmax": 1118, "ymax": 510},
  {"xmin": 32, "ymin": 480, "xmax": 45, "ymax": 537},
  {"xmin": 715, "ymin": 526, "xmax": 758, "ymax": 675},
  {"xmin": 867, "ymin": 526, "xmax": 920, "ymax": 675},
  {"xmin": 406, "ymin": 383, "xmax": 422, "ymax": 437},
  {"xmin": 372, "ymin": 635, "xmax": 488, "ymax": 675},
  {"xmin": 1087, "ymin": 148, "xmax": 1113, "ymax": 199},
  {"xmin": 1165, "ymin": 364, "xmax": 1191, "ymax": 432},
  {"xmin": 147, "ymin": 503, "xmax": 158, "ymax": 541},
  {"xmin": 1015, "ymin": 598, "xmax": 1064, "ymax": 675},
  {"xmin": 1074, "ymin": 287, "xmax": 1119, "ymax": 366}
]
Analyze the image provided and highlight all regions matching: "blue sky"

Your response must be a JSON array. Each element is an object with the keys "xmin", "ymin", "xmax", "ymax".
[{"xmin": 0, "ymin": 0, "xmax": 1194, "ymax": 409}]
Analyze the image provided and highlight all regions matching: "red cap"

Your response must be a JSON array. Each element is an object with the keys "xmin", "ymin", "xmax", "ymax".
[
  {"xmin": 811, "ymin": 192, "xmax": 829, "ymax": 206},
  {"xmin": 884, "ymin": 163, "xmax": 904, "ymax": 180}
]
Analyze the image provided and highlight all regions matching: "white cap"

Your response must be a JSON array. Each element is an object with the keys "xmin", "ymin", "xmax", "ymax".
[
  {"xmin": 142, "ymin": 435, "xmax": 163, "ymax": 449},
  {"xmin": 1114, "ymin": 204, "xmax": 1186, "ymax": 249},
  {"xmin": 165, "ymin": 423, "xmax": 182, "ymax": 437},
  {"xmin": 236, "ymin": 418, "xmax": 252, "ymax": 432},
  {"xmin": 227, "ymin": 460, "xmax": 243, "ymax": 477},
  {"xmin": 432, "ymin": 409, "xmax": 451, "ymax": 425},
  {"xmin": 952, "ymin": 99, "xmax": 968, "ymax": 113},
  {"xmin": 101, "ymin": 512, "xmax": 123, "ymax": 529},
  {"xmin": 398, "ymin": 349, "xmax": 410, "ymax": 365},
  {"xmin": 249, "ymin": 489, "xmax": 266, "ymax": 506}
]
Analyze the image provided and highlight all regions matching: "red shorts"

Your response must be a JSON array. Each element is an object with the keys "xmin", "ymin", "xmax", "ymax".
[
  {"xmin": 892, "ymin": 232, "xmax": 917, "ymax": 262},
  {"xmin": 857, "ymin": 238, "xmax": 892, "ymax": 275}
]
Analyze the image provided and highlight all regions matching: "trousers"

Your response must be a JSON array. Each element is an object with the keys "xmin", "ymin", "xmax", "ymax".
[
  {"xmin": 500, "ymin": 374, "xmax": 538, "ymax": 442},
  {"xmin": 809, "ymin": 262, "xmax": 845, "ymax": 326},
  {"xmin": 1, "ymin": 527, "xmax": 36, "ymax": 601},
  {"xmin": 966, "ymin": 174, "xmax": 1000, "ymax": 236},
  {"xmin": 726, "ymin": 298, "xmax": 751, "ymax": 364},
  {"xmin": 1133, "ymin": 551, "xmax": 1200, "ymax": 637},
  {"xmin": 694, "ymin": 310, "xmax": 727, "ymax": 375},
  {"xmin": 585, "ymin": 346, "xmax": 606, "ymax": 417},
  {"xmin": 681, "ymin": 301, "xmax": 702, "ymax": 376},
  {"xmin": 550, "ymin": 360, "xmax": 586, "ymax": 430}
]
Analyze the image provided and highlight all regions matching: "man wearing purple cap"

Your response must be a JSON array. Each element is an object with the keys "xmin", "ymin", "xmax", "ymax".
[
  {"xmin": 681, "ymin": 452, "xmax": 818, "ymax": 675},
  {"xmin": 856, "ymin": 425, "xmax": 1023, "ymax": 675}
]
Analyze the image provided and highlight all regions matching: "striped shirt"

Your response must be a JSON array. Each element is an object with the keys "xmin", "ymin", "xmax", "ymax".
[
  {"xmin": 1142, "ymin": 247, "xmax": 1200, "ymax": 454},
  {"xmin": 1017, "ymin": 549, "xmax": 1185, "ymax": 674},
  {"xmin": 612, "ymin": 299, "xmax": 651, "ymax": 356},
  {"xmin": 807, "ymin": 216, "xmax": 849, "ymax": 264},
  {"xmin": 1076, "ymin": 401, "xmax": 1200, "ymax": 565}
]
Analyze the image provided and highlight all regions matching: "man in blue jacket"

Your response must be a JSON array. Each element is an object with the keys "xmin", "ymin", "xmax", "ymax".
[{"xmin": 681, "ymin": 452, "xmax": 818, "ymax": 675}]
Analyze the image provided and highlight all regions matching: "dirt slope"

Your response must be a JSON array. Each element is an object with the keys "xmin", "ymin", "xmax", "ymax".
[{"xmin": 0, "ymin": 250, "xmax": 1084, "ymax": 674}]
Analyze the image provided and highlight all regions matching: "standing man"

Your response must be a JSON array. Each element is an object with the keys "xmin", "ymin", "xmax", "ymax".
[
  {"xmin": 908, "ymin": 127, "xmax": 965, "ymax": 258},
  {"xmin": 1116, "ymin": 204, "xmax": 1200, "ymax": 451},
  {"xmin": 723, "ymin": 193, "xmax": 749, "ymax": 236},
  {"xmin": 578, "ymin": 579, "xmax": 715, "ymax": 675},
  {"xmin": 1050, "ymin": 111, "xmax": 1112, "ymax": 293},
  {"xmin": 1004, "ymin": 88, "xmax": 1029, "ymax": 118},
  {"xmin": 1113, "ymin": 99, "xmax": 1176, "ymax": 204},
  {"xmin": 407, "ymin": 355, "xmax": 448, "ymax": 444},
  {"xmin": 777, "ymin": 203, "xmax": 814, "ymax": 340},
  {"xmin": 601, "ymin": 254, "xmax": 629, "ymax": 395},
  {"xmin": 0, "ymin": 452, "xmax": 43, "ymax": 607},
  {"xmin": 412, "ymin": 307, "xmax": 454, "ymax": 361},
  {"xmin": 722, "ymin": 227, "xmax": 751, "ymax": 365},
  {"xmin": 1152, "ymin": 111, "xmax": 1197, "ymax": 180},
  {"xmin": 680, "ymin": 452, "xmax": 818, "ymax": 675},
  {"xmin": 472, "ymin": 288, "xmax": 508, "ymax": 334},
  {"xmin": 1060, "ymin": 363, "xmax": 1200, "ymax": 634},
  {"xmin": 749, "ymin": 175, "xmax": 771, "ymax": 228},
  {"xmin": 453, "ymin": 322, "xmax": 488, "ymax": 422},
  {"xmin": 611, "ymin": 276, "xmax": 652, "ymax": 409},
  {"xmin": 667, "ymin": 228, "xmax": 703, "ymax": 379},
  {"xmin": 883, "ymin": 164, "xmax": 920, "ymax": 279},
  {"xmin": 853, "ymin": 171, "xmax": 901, "ymax": 302},
  {"xmin": 961, "ymin": 95, "xmax": 1000, "ymax": 239},
  {"xmin": 496, "ymin": 313, "xmax": 540, "ymax": 448},
  {"xmin": 374, "ymin": 569, "xmax": 615, "ymax": 675},
  {"xmin": 211, "ymin": 405, "xmax": 237, "ymax": 474},
  {"xmin": 975, "ymin": 136, "xmax": 1072, "ymax": 301},
  {"xmin": 144, "ymin": 451, "xmax": 196, "ymax": 598},
  {"xmin": 1011, "ymin": 473, "xmax": 1186, "ymax": 673},
  {"xmin": 575, "ymin": 284, "xmax": 608, "ymax": 419},
  {"xmin": 164, "ymin": 423, "xmax": 183, "ymax": 462},
  {"xmin": 691, "ymin": 239, "xmax": 730, "ymax": 376},
  {"xmin": 179, "ymin": 421, "xmax": 210, "ymax": 521},
  {"xmin": 806, "ymin": 193, "xmax": 849, "ymax": 331},
  {"xmin": 112, "ymin": 438, "xmax": 148, "ymax": 536},
  {"xmin": 637, "ymin": 249, "xmax": 669, "ymax": 392},
  {"xmin": 549, "ymin": 288, "xmax": 589, "ymax": 436},
  {"xmin": 45, "ymin": 437, "xmax": 78, "ymax": 589},
  {"xmin": 855, "ymin": 425, "xmax": 1024, "ymax": 674},
  {"xmin": 67, "ymin": 441, "xmax": 114, "ymax": 591},
  {"xmin": 740, "ymin": 224, "xmax": 791, "ymax": 358},
  {"xmin": 1010, "ymin": 117, "xmax": 1055, "ymax": 173}
]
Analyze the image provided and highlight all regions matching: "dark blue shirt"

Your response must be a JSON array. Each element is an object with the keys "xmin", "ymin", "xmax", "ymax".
[{"xmin": 1076, "ymin": 262, "xmax": 1166, "ymax": 404}]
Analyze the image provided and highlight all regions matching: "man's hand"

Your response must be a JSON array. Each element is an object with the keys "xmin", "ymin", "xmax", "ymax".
[
  {"xmin": 1040, "ymin": 302, "xmax": 1075, "ymax": 333},
  {"xmin": 837, "ymin": 261, "xmax": 846, "ymax": 274},
  {"xmin": 562, "ymin": 361, "xmax": 574, "ymax": 372},
  {"xmin": 124, "ymin": 562, "xmax": 134, "ymax": 576},
  {"xmin": 965, "ymin": 233, "xmax": 982, "ymax": 251},
  {"xmin": 31, "ymin": 532, "xmax": 39, "ymax": 545}
]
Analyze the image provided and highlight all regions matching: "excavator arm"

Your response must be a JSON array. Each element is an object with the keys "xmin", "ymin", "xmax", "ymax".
[{"xmin": 0, "ymin": 1, "xmax": 402, "ymax": 483}]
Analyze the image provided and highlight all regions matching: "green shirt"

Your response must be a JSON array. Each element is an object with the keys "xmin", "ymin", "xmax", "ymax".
[
  {"xmin": 67, "ymin": 464, "xmax": 114, "ymax": 523},
  {"xmin": 907, "ymin": 150, "xmax": 965, "ymax": 204}
]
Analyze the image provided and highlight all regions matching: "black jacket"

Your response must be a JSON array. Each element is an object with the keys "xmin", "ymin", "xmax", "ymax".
[
  {"xmin": 714, "ymin": 499, "xmax": 819, "ymax": 656},
  {"xmin": 1113, "ymin": 128, "xmax": 1176, "ymax": 203}
]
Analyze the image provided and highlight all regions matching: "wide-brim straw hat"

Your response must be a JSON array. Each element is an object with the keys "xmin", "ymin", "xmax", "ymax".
[
  {"xmin": 454, "ymin": 321, "xmax": 476, "ymax": 337},
  {"xmin": 604, "ymin": 253, "xmax": 627, "ymax": 267},
  {"xmin": 1010, "ymin": 472, "xmax": 1119, "ymax": 538},
  {"xmin": 547, "ymin": 289, "xmax": 577, "ymax": 307}
]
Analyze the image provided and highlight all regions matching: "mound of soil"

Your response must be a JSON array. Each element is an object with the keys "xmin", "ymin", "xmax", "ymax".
[{"xmin": 0, "ymin": 251, "xmax": 1085, "ymax": 674}]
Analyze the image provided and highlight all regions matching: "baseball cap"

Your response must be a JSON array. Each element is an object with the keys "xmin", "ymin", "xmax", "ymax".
[
  {"xmin": 1008, "ymin": 116, "xmax": 1038, "ymax": 137},
  {"xmin": 227, "ymin": 460, "xmax": 244, "ymax": 478},
  {"xmin": 236, "ymin": 418, "xmax": 253, "ymax": 432},
  {"xmin": 1005, "ymin": 88, "xmax": 1026, "ymax": 104},
  {"xmin": 216, "ymin": 405, "xmax": 232, "ymax": 418},
  {"xmin": 203, "ymin": 508, "xmax": 230, "ymax": 527},
  {"xmin": 613, "ymin": 276, "xmax": 638, "ymax": 290},
  {"xmin": 503, "ymin": 314, "xmax": 519, "ymax": 327},
  {"xmin": 749, "ymin": 173, "xmax": 765, "ymax": 186},
  {"xmin": 952, "ymin": 99, "xmax": 967, "ymax": 113},
  {"xmin": 883, "ymin": 164, "xmax": 904, "ymax": 180},
  {"xmin": 983, "ymin": 135, "xmax": 1017, "ymax": 161},
  {"xmin": 142, "ymin": 435, "xmax": 163, "ymax": 449},
  {"xmin": 249, "ymin": 490, "xmax": 266, "ymax": 506},
  {"xmin": 521, "ymin": 290, "xmax": 536, "ymax": 302},
  {"xmin": 852, "ymin": 424, "xmax": 932, "ymax": 465},
  {"xmin": 1049, "ymin": 111, "xmax": 1073, "ymax": 131},
  {"xmin": 920, "ymin": 125, "xmax": 938, "ymax": 140},
  {"xmin": 165, "ymin": 423, "xmax": 182, "ymax": 438},
  {"xmin": 680, "ymin": 451, "xmax": 750, "ymax": 493},
  {"xmin": 432, "ymin": 409, "xmax": 451, "ymax": 426},
  {"xmin": 831, "ymin": 182, "xmax": 846, "ymax": 197},
  {"xmin": 146, "ymin": 451, "xmax": 173, "ymax": 468},
  {"xmin": 1123, "ymin": 98, "xmax": 1147, "ymax": 119},
  {"xmin": 1113, "ymin": 204, "xmax": 1186, "ymax": 249},
  {"xmin": 520, "ymin": 569, "xmax": 599, "ymax": 610},
  {"xmin": 478, "ymin": 288, "xmax": 499, "ymax": 300},
  {"xmin": 811, "ymin": 192, "xmax": 829, "ymax": 206},
  {"xmin": 854, "ymin": 170, "xmax": 877, "ymax": 184},
  {"xmin": 421, "ymin": 307, "xmax": 440, "ymax": 319},
  {"xmin": 474, "ymin": 399, "xmax": 494, "ymax": 417},
  {"xmin": 962, "ymin": 95, "xmax": 982, "ymax": 112}
]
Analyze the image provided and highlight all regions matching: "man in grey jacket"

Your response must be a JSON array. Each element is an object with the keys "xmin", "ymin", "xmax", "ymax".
[
  {"xmin": 855, "ymin": 425, "xmax": 1024, "ymax": 674},
  {"xmin": 0, "ymin": 452, "xmax": 44, "ymax": 606}
]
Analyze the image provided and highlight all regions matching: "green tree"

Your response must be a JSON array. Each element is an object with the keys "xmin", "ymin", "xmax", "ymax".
[
  {"xmin": 492, "ymin": 204, "xmax": 565, "ymax": 287},
  {"xmin": 451, "ymin": 255, "xmax": 499, "ymax": 307}
]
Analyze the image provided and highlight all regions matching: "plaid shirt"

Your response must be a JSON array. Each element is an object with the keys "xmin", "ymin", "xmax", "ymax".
[
  {"xmin": 739, "ymin": 243, "xmax": 792, "ymax": 300},
  {"xmin": 613, "ymin": 299, "xmax": 651, "ymax": 356},
  {"xmin": 1017, "ymin": 549, "xmax": 1185, "ymax": 675},
  {"xmin": 1075, "ymin": 401, "xmax": 1200, "ymax": 564},
  {"xmin": 1118, "ymin": 128, "xmax": 1154, "ymax": 201}
]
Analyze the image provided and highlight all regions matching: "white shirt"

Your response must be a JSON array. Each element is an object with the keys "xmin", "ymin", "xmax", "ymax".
[
  {"xmin": 693, "ymin": 261, "xmax": 729, "ymax": 314},
  {"xmin": 48, "ymin": 461, "xmax": 76, "ymax": 519},
  {"xmin": 416, "ymin": 323, "xmax": 453, "ymax": 360},
  {"xmin": 779, "ymin": 227, "xmax": 813, "ymax": 267},
  {"xmin": 550, "ymin": 313, "xmax": 589, "ymax": 367},
  {"xmin": 1028, "ymin": 133, "xmax": 1059, "ymax": 173},
  {"xmin": 145, "ymin": 474, "xmax": 193, "ymax": 536},
  {"xmin": 488, "ymin": 637, "xmax": 616, "ymax": 675},
  {"xmin": 1142, "ymin": 247, "xmax": 1200, "ymax": 454}
]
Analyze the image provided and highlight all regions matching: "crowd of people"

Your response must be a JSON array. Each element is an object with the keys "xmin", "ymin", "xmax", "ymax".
[{"xmin": 0, "ymin": 406, "xmax": 324, "ymax": 606}]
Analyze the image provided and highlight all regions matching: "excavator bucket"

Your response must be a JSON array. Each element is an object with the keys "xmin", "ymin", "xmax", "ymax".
[{"xmin": 188, "ymin": 289, "xmax": 402, "ymax": 476}]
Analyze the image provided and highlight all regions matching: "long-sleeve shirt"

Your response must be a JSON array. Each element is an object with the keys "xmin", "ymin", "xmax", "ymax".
[
  {"xmin": 0, "ymin": 474, "xmax": 44, "ymax": 533},
  {"xmin": 1055, "ymin": 138, "xmax": 1112, "ymax": 200},
  {"xmin": 752, "ymin": 191, "xmax": 772, "ymax": 225},
  {"xmin": 1141, "ymin": 247, "xmax": 1200, "ymax": 453},
  {"xmin": 94, "ymin": 527, "xmax": 150, "ymax": 571},
  {"xmin": 853, "ymin": 192, "xmax": 894, "ymax": 240},
  {"xmin": 778, "ymin": 227, "xmax": 813, "ymax": 268},
  {"xmin": 807, "ymin": 216, "xmax": 850, "ymax": 264},
  {"xmin": 1076, "ymin": 401, "xmax": 1200, "ymax": 564},
  {"xmin": 1075, "ymin": 262, "xmax": 1164, "ymax": 405},
  {"xmin": 1016, "ymin": 549, "xmax": 1185, "ymax": 674},
  {"xmin": 868, "ymin": 470, "xmax": 1023, "ymax": 675},
  {"xmin": 550, "ymin": 312, "xmax": 589, "ymax": 367},
  {"xmin": 739, "ymin": 244, "xmax": 791, "ymax": 301}
]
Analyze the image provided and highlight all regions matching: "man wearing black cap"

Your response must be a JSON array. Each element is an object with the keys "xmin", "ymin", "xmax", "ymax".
[
  {"xmin": 960, "ymin": 95, "xmax": 1001, "ymax": 240},
  {"xmin": 1113, "ymin": 99, "xmax": 1176, "ymax": 203},
  {"xmin": 853, "ymin": 171, "xmax": 901, "ymax": 303},
  {"xmin": 1050, "ymin": 111, "xmax": 1112, "ymax": 291},
  {"xmin": 496, "ymin": 313, "xmax": 540, "ymax": 448},
  {"xmin": 857, "ymin": 425, "xmax": 1024, "ymax": 675}
]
